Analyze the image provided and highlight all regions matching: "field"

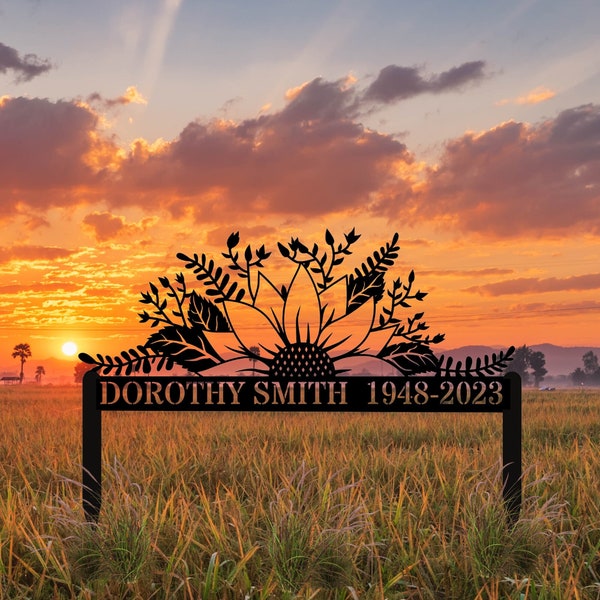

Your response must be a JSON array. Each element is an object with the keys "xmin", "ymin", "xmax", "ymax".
[{"xmin": 1, "ymin": 385, "xmax": 599, "ymax": 599}]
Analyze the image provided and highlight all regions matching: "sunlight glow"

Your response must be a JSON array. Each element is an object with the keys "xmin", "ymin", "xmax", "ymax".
[{"xmin": 62, "ymin": 341, "xmax": 78, "ymax": 356}]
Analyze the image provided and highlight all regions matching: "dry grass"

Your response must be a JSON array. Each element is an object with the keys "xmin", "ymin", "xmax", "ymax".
[{"xmin": 0, "ymin": 384, "xmax": 599, "ymax": 598}]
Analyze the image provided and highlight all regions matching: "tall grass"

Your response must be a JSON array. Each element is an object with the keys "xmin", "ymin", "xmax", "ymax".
[{"xmin": 0, "ymin": 385, "xmax": 599, "ymax": 598}]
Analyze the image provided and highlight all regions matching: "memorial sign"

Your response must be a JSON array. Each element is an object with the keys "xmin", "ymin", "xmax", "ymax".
[{"xmin": 80, "ymin": 230, "xmax": 521, "ymax": 523}]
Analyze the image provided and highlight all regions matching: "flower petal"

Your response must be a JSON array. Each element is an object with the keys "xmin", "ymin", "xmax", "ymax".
[
  {"xmin": 356, "ymin": 325, "xmax": 395, "ymax": 355},
  {"xmin": 253, "ymin": 272, "xmax": 284, "ymax": 329},
  {"xmin": 321, "ymin": 298, "xmax": 375, "ymax": 358},
  {"xmin": 224, "ymin": 300, "xmax": 283, "ymax": 355},
  {"xmin": 283, "ymin": 266, "xmax": 322, "ymax": 343},
  {"xmin": 203, "ymin": 331, "xmax": 244, "ymax": 360}
]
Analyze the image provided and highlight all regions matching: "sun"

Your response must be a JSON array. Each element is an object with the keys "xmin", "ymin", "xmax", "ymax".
[{"xmin": 62, "ymin": 341, "xmax": 78, "ymax": 357}]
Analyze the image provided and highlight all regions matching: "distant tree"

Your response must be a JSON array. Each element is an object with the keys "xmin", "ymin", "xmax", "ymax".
[
  {"xmin": 583, "ymin": 351, "xmax": 599, "ymax": 376},
  {"xmin": 507, "ymin": 344, "xmax": 547, "ymax": 387},
  {"xmin": 34, "ymin": 365, "xmax": 46, "ymax": 384},
  {"xmin": 571, "ymin": 367, "xmax": 586, "ymax": 386},
  {"xmin": 509, "ymin": 345, "xmax": 530, "ymax": 386},
  {"xmin": 12, "ymin": 343, "xmax": 31, "ymax": 384},
  {"xmin": 570, "ymin": 351, "xmax": 600, "ymax": 386},
  {"xmin": 74, "ymin": 362, "xmax": 92, "ymax": 384},
  {"xmin": 528, "ymin": 350, "xmax": 547, "ymax": 388}
]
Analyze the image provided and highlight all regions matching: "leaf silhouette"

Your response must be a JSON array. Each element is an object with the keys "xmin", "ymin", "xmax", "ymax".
[
  {"xmin": 346, "ymin": 233, "xmax": 399, "ymax": 313},
  {"xmin": 79, "ymin": 345, "xmax": 166, "ymax": 375},
  {"xmin": 177, "ymin": 252, "xmax": 245, "ymax": 303},
  {"xmin": 346, "ymin": 271, "xmax": 385, "ymax": 314},
  {"xmin": 378, "ymin": 341, "xmax": 441, "ymax": 375},
  {"xmin": 279, "ymin": 228, "xmax": 362, "ymax": 290},
  {"xmin": 437, "ymin": 346, "xmax": 516, "ymax": 377},
  {"xmin": 146, "ymin": 326, "xmax": 221, "ymax": 373},
  {"xmin": 188, "ymin": 292, "xmax": 230, "ymax": 332}
]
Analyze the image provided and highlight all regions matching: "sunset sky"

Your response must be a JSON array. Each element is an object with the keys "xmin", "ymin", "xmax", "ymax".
[{"xmin": 1, "ymin": 0, "xmax": 599, "ymax": 369}]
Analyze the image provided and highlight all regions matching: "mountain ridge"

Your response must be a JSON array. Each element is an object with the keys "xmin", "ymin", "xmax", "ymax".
[
  {"xmin": 1, "ymin": 344, "xmax": 597, "ymax": 384},
  {"xmin": 438, "ymin": 344, "xmax": 599, "ymax": 378}
]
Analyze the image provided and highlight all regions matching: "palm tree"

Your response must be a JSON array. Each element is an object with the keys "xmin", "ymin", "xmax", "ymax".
[
  {"xmin": 12, "ymin": 343, "xmax": 32, "ymax": 384},
  {"xmin": 34, "ymin": 365, "xmax": 46, "ymax": 384}
]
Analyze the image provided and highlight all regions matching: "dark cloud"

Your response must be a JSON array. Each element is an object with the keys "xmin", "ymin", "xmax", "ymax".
[
  {"xmin": 278, "ymin": 77, "xmax": 358, "ymax": 123},
  {"xmin": 0, "ymin": 42, "xmax": 53, "ymax": 82},
  {"xmin": 83, "ymin": 211, "xmax": 156, "ymax": 242},
  {"xmin": 363, "ymin": 61, "xmax": 486, "ymax": 104},
  {"xmin": 2, "ymin": 70, "xmax": 599, "ymax": 241},
  {"xmin": 419, "ymin": 104, "xmax": 600, "ymax": 236},
  {"xmin": 549, "ymin": 103, "xmax": 600, "ymax": 144},
  {"xmin": 0, "ymin": 64, "xmax": 486, "ymax": 221},
  {"xmin": 116, "ymin": 76, "xmax": 413, "ymax": 219},
  {"xmin": 83, "ymin": 212, "xmax": 127, "ymax": 242},
  {"xmin": 465, "ymin": 273, "xmax": 600, "ymax": 296},
  {"xmin": 431, "ymin": 61, "xmax": 487, "ymax": 92},
  {"xmin": 0, "ymin": 96, "xmax": 114, "ymax": 212}
]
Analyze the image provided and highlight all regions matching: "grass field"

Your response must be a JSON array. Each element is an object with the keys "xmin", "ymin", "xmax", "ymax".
[{"xmin": 0, "ymin": 384, "xmax": 599, "ymax": 599}]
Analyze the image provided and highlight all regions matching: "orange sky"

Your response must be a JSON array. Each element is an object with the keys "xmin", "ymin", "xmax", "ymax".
[
  {"xmin": 1, "ymin": 95, "xmax": 599, "ymax": 366},
  {"xmin": 1, "ymin": 3, "xmax": 600, "ymax": 370}
]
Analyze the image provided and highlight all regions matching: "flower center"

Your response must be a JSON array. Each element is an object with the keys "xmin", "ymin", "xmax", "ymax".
[{"xmin": 269, "ymin": 342, "xmax": 335, "ymax": 379}]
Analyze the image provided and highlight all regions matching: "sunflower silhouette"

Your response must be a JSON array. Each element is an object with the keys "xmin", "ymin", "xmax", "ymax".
[
  {"xmin": 202, "ymin": 265, "xmax": 396, "ymax": 378},
  {"xmin": 81, "ymin": 229, "xmax": 514, "ymax": 378}
]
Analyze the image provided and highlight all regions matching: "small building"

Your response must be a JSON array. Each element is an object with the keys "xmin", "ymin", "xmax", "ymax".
[{"xmin": 1, "ymin": 376, "xmax": 21, "ymax": 385}]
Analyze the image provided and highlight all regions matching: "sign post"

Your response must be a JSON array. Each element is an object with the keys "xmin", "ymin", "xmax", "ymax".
[
  {"xmin": 502, "ymin": 371, "xmax": 522, "ymax": 521},
  {"xmin": 82, "ymin": 371, "xmax": 521, "ymax": 524}
]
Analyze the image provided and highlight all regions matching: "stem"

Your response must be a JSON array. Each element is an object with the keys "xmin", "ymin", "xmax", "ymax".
[
  {"xmin": 246, "ymin": 259, "xmax": 254, "ymax": 302},
  {"xmin": 168, "ymin": 282, "xmax": 188, "ymax": 327},
  {"xmin": 150, "ymin": 315, "xmax": 176, "ymax": 327}
]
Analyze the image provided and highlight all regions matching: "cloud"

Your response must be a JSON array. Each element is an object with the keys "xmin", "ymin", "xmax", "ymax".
[
  {"xmin": 0, "ymin": 42, "xmax": 53, "ymax": 82},
  {"xmin": 281, "ymin": 76, "xmax": 359, "ymax": 122},
  {"xmin": 83, "ymin": 211, "xmax": 157, "ymax": 242},
  {"xmin": 0, "ymin": 245, "xmax": 75, "ymax": 264},
  {"xmin": 0, "ymin": 62, "xmax": 486, "ymax": 222},
  {"xmin": 421, "ymin": 267, "xmax": 514, "ymax": 277},
  {"xmin": 83, "ymin": 212, "xmax": 127, "ymax": 241},
  {"xmin": 396, "ymin": 238, "xmax": 431, "ymax": 247},
  {"xmin": 420, "ymin": 104, "xmax": 600, "ymax": 236},
  {"xmin": 2, "ymin": 70, "xmax": 599, "ymax": 241},
  {"xmin": 506, "ymin": 300, "xmax": 600, "ymax": 316},
  {"xmin": 87, "ymin": 86, "xmax": 148, "ymax": 109},
  {"xmin": 496, "ymin": 86, "xmax": 556, "ymax": 106},
  {"xmin": 114, "ymin": 75, "xmax": 414, "ymax": 219},
  {"xmin": 0, "ymin": 95, "xmax": 117, "ymax": 212},
  {"xmin": 363, "ymin": 61, "xmax": 487, "ymax": 104},
  {"xmin": 465, "ymin": 273, "xmax": 600, "ymax": 296},
  {"xmin": 11, "ymin": 205, "xmax": 51, "ymax": 230},
  {"xmin": 0, "ymin": 282, "xmax": 80, "ymax": 294}
]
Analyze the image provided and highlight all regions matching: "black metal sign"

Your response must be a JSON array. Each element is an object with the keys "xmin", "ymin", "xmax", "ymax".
[
  {"xmin": 92, "ymin": 375, "xmax": 511, "ymax": 411},
  {"xmin": 80, "ymin": 230, "xmax": 521, "ymax": 523}
]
